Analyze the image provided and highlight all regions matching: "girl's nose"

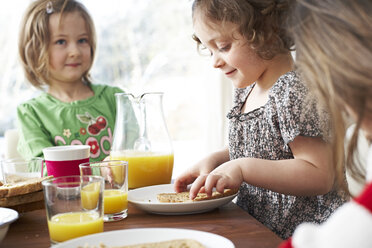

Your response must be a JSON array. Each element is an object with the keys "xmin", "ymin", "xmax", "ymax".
[
  {"xmin": 212, "ymin": 53, "xmax": 224, "ymax": 68},
  {"xmin": 68, "ymin": 43, "xmax": 81, "ymax": 57}
]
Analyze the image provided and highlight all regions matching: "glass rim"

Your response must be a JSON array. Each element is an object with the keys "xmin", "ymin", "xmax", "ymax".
[
  {"xmin": 41, "ymin": 175, "xmax": 104, "ymax": 186},
  {"xmin": 79, "ymin": 160, "xmax": 128, "ymax": 168}
]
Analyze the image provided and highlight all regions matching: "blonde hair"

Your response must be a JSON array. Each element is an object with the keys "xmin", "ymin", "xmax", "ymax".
[
  {"xmin": 192, "ymin": 0, "xmax": 294, "ymax": 59},
  {"xmin": 18, "ymin": 0, "xmax": 97, "ymax": 89},
  {"xmin": 290, "ymin": 0, "xmax": 372, "ymax": 185}
]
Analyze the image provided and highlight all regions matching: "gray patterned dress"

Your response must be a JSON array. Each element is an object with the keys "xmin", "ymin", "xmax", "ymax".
[{"xmin": 227, "ymin": 71, "xmax": 348, "ymax": 239}]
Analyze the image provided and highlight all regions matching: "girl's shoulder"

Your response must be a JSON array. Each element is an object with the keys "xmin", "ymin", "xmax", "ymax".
[
  {"xmin": 269, "ymin": 71, "xmax": 312, "ymax": 105},
  {"xmin": 90, "ymin": 84, "xmax": 124, "ymax": 97},
  {"xmin": 16, "ymin": 93, "xmax": 60, "ymax": 120},
  {"xmin": 17, "ymin": 92, "xmax": 51, "ymax": 110},
  {"xmin": 270, "ymin": 71, "xmax": 306, "ymax": 95}
]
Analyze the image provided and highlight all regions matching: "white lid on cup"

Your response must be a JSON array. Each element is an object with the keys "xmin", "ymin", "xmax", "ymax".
[{"xmin": 43, "ymin": 145, "xmax": 90, "ymax": 161}]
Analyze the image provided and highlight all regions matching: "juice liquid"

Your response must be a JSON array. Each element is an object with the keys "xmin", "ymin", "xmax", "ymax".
[
  {"xmin": 111, "ymin": 150, "xmax": 174, "ymax": 189},
  {"xmin": 81, "ymin": 182, "xmax": 100, "ymax": 210},
  {"xmin": 48, "ymin": 212, "xmax": 103, "ymax": 243},
  {"xmin": 104, "ymin": 190, "xmax": 127, "ymax": 214},
  {"xmin": 110, "ymin": 164, "xmax": 125, "ymax": 185}
]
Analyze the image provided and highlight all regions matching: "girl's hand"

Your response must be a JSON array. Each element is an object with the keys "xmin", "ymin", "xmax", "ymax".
[
  {"xmin": 189, "ymin": 161, "xmax": 243, "ymax": 199},
  {"xmin": 174, "ymin": 166, "xmax": 202, "ymax": 193},
  {"xmin": 174, "ymin": 160, "xmax": 216, "ymax": 193},
  {"xmin": 174, "ymin": 148, "xmax": 230, "ymax": 193},
  {"xmin": 174, "ymin": 148, "xmax": 230, "ymax": 192}
]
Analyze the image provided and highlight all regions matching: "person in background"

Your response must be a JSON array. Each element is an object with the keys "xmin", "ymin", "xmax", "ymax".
[
  {"xmin": 280, "ymin": 0, "xmax": 372, "ymax": 247},
  {"xmin": 174, "ymin": 0, "xmax": 348, "ymax": 239},
  {"xmin": 17, "ymin": 0, "xmax": 127, "ymax": 162}
]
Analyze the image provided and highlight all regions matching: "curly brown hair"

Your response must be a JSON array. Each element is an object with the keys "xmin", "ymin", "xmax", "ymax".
[
  {"xmin": 18, "ymin": 0, "xmax": 96, "ymax": 89},
  {"xmin": 191, "ymin": 0, "xmax": 294, "ymax": 60}
]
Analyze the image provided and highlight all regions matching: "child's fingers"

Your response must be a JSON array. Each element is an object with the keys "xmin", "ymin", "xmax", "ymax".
[
  {"xmin": 189, "ymin": 174, "xmax": 207, "ymax": 199},
  {"xmin": 100, "ymin": 166, "xmax": 114, "ymax": 183},
  {"xmin": 173, "ymin": 179, "xmax": 188, "ymax": 193},
  {"xmin": 174, "ymin": 174, "xmax": 197, "ymax": 193},
  {"xmin": 199, "ymin": 186, "xmax": 206, "ymax": 193},
  {"xmin": 204, "ymin": 174, "xmax": 220, "ymax": 195},
  {"xmin": 215, "ymin": 178, "xmax": 227, "ymax": 193}
]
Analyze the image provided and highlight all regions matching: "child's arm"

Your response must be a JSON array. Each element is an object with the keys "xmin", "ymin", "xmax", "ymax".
[
  {"xmin": 174, "ymin": 147, "xmax": 230, "ymax": 193},
  {"xmin": 190, "ymin": 136, "xmax": 335, "ymax": 198}
]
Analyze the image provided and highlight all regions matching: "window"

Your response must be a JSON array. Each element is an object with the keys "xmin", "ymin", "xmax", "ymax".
[{"xmin": 0, "ymin": 0, "xmax": 232, "ymax": 178}]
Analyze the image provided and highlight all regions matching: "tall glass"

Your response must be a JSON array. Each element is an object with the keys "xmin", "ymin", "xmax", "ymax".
[
  {"xmin": 111, "ymin": 93, "xmax": 174, "ymax": 189},
  {"xmin": 42, "ymin": 176, "xmax": 104, "ymax": 244},
  {"xmin": 80, "ymin": 160, "xmax": 128, "ymax": 222}
]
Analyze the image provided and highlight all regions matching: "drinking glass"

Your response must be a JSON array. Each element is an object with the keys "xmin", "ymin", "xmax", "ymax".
[
  {"xmin": 79, "ymin": 160, "xmax": 128, "ymax": 222},
  {"xmin": 42, "ymin": 175, "xmax": 104, "ymax": 244},
  {"xmin": 1, "ymin": 158, "xmax": 44, "ymax": 184}
]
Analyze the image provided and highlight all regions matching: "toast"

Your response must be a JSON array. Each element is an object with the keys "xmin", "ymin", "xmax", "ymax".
[
  {"xmin": 81, "ymin": 239, "xmax": 206, "ymax": 248},
  {"xmin": 0, "ymin": 175, "xmax": 51, "ymax": 212},
  {"xmin": 157, "ymin": 188, "xmax": 238, "ymax": 203},
  {"xmin": 0, "ymin": 176, "xmax": 51, "ymax": 198},
  {"xmin": 0, "ymin": 190, "xmax": 44, "ymax": 207}
]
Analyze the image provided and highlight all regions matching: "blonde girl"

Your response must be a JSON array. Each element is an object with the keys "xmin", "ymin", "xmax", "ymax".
[
  {"xmin": 17, "ymin": 0, "xmax": 127, "ymax": 162},
  {"xmin": 175, "ymin": 0, "xmax": 348, "ymax": 239},
  {"xmin": 281, "ymin": 0, "xmax": 372, "ymax": 247}
]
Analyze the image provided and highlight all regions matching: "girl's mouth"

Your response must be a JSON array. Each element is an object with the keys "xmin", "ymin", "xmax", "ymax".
[
  {"xmin": 225, "ymin": 69, "xmax": 237, "ymax": 76},
  {"xmin": 66, "ymin": 63, "xmax": 81, "ymax": 67}
]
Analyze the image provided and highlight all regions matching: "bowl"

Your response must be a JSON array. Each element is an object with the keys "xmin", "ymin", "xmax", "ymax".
[{"xmin": 0, "ymin": 207, "xmax": 19, "ymax": 243}]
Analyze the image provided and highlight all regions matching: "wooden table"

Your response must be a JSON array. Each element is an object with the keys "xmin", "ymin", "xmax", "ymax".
[{"xmin": 2, "ymin": 202, "xmax": 282, "ymax": 248}]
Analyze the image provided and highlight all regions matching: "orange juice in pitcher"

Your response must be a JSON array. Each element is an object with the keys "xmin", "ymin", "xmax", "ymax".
[
  {"xmin": 111, "ymin": 150, "xmax": 174, "ymax": 189},
  {"xmin": 111, "ymin": 93, "xmax": 174, "ymax": 188}
]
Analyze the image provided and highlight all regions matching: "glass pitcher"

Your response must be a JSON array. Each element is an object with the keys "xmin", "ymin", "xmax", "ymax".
[{"xmin": 110, "ymin": 92, "xmax": 174, "ymax": 189}]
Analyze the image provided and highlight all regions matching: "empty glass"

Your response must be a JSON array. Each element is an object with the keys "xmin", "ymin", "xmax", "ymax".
[{"xmin": 1, "ymin": 158, "xmax": 44, "ymax": 184}]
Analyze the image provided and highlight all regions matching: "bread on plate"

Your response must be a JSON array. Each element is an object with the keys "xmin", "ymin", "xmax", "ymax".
[
  {"xmin": 84, "ymin": 239, "xmax": 206, "ymax": 248},
  {"xmin": 157, "ymin": 188, "xmax": 238, "ymax": 203}
]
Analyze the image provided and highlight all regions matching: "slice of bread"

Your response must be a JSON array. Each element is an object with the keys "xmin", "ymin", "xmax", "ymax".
[
  {"xmin": 115, "ymin": 239, "xmax": 205, "ymax": 248},
  {"xmin": 157, "ymin": 188, "xmax": 238, "ymax": 203},
  {"xmin": 0, "ymin": 176, "xmax": 52, "ymax": 198},
  {"xmin": 0, "ymin": 190, "xmax": 44, "ymax": 207},
  {"xmin": 84, "ymin": 239, "xmax": 206, "ymax": 248}
]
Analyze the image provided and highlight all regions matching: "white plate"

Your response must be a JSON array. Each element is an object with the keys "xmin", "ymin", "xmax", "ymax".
[
  {"xmin": 53, "ymin": 228, "xmax": 235, "ymax": 248},
  {"xmin": 128, "ymin": 184, "xmax": 237, "ymax": 215},
  {"xmin": 0, "ymin": 207, "xmax": 18, "ymax": 228},
  {"xmin": 0, "ymin": 207, "xmax": 19, "ymax": 242}
]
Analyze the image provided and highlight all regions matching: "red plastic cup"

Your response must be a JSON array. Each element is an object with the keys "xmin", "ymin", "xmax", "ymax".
[{"xmin": 43, "ymin": 145, "xmax": 90, "ymax": 177}]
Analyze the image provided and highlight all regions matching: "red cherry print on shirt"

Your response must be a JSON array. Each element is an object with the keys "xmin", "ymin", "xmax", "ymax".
[
  {"xmin": 96, "ymin": 116, "xmax": 107, "ymax": 130},
  {"xmin": 88, "ymin": 123, "xmax": 100, "ymax": 135}
]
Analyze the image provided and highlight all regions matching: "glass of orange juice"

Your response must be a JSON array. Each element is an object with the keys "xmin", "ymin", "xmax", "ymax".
[
  {"xmin": 80, "ymin": 160, "xmax": 128, "ymax": 222},
  {"xmin": 42, "ymin": 175, "xmax": 104, "ymax": 245}
]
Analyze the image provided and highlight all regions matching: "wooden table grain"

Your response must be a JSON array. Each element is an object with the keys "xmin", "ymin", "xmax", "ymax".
[{"xmin": 1, "ymin": 202, "xmax": 282, "ymax": 248}]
